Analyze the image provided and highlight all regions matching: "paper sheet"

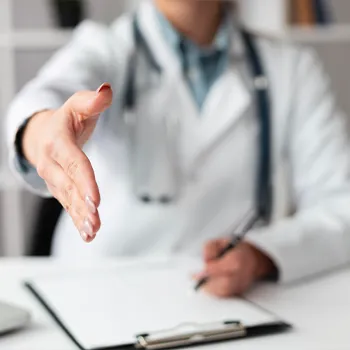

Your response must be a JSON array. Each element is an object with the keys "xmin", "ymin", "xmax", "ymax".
[{"xmin": 29, "ymin": 261, "xmax": 277, "ymax": 349}]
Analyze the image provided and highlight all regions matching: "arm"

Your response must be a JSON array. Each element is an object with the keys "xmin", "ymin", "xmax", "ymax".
[
  {"xmin": 5, "ymin": 20, "xmax": 123, "ymax": 242},
  {"xmin": 6, "ymin": 20, "xmax": 113, "ymax": 196},
  {"xmin": 195, "ymin": 47, "xmax": 350, "ymax": 297},
  {"xmin": 246, "ymin": 48, "xmax": 350, "ymax": 283}
]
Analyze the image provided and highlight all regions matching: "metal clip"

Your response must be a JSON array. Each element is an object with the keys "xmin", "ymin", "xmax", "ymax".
[{"xmin": 136, "ymin": 321, "xmax": 246, "ymax": 350}]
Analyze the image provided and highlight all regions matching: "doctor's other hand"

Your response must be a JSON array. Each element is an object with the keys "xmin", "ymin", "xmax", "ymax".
[
  {"xmin": 22, "ymin": 83, "xmax": 113, "ymax": 242},
  {"xmin": 194, "ymin": 239, "xmax": 277, "ymax": 298}
]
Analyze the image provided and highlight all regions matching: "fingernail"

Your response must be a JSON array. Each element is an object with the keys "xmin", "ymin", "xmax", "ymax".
[
  {"xmin": 83, "ymin": 218, "xmax": 94, "ymax": 237},
  {"xmin": 96, "ymin": 83, "xmax": 111, "ymax": 94},
  {"xmin": 85, "ymin": 195, "xmax": 96, "ymax": 214},
  {"xmin": 81, "ymin": 231, "xmax": 88, "ymax": 241}
]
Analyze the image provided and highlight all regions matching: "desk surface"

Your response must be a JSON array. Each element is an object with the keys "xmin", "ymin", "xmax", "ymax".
[{"xmin": 0, "ymin": 258, "xmax": 350, "ymax": 350}]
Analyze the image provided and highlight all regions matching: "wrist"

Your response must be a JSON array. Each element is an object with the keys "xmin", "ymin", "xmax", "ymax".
[
  {"xmin": 246, "ymin": 243, "xmax": 277, "ymax": 280},
  {"xmin": 22, "ymin": 110, "xmax": 54, "ymax": 167}
]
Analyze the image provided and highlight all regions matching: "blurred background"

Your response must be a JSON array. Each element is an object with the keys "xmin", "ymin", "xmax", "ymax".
[{"xmin": 0, "ymin": 0, "xmax": 350, "ymax": 257}]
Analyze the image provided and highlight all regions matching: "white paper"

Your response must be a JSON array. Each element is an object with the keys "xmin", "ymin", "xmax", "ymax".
[{"xmin": 29, "ymin": 261, "xmax": 277, "ymax": 349}]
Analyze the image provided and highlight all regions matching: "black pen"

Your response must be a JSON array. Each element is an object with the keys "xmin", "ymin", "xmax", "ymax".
[{"xmin": 194, "ymin": 213, "xmax": 260, "ymax": 291}]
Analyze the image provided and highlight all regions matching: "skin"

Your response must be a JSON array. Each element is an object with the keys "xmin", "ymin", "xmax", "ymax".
[
  {"xmin": 22, "ymin": 0, "xmax": 275, "ymax": 297},
  {"xmin": 154, "ymin": 0, "xmax": 224, "ymax": 46}
]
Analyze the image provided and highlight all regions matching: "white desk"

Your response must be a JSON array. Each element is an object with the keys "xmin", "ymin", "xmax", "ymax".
[{"xmin": 0, "ymin": 258, "xmax": 350, "ymax": 350}]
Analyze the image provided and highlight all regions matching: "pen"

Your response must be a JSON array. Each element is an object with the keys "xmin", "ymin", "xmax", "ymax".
[{"xmin": 194, "ymin": 212, "xmax": 260, "ymax": 291}]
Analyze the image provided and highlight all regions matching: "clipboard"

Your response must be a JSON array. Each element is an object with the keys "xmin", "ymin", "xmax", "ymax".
[
  {"xmin": 134, "ymin": 320, "xmax": 290, "ymax": 349},
  {"xmin": 24, "ymin": 263, "xmax": 291, "ymax": 350}
]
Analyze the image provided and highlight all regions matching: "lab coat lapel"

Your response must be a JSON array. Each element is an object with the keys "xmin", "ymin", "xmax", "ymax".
[
  {"xmin": 197, "ymin": 32, "xmax": 252, "ymax": 160},
  {"xmin": 138, "ymin": 1, "xmax": 179, "ymax": 72},
  {"xmin": 138, "ymin": 1, "xmax": 252, "ymax": 170},
  {"xmin": 199, "ymin": 67, "xmax": 251, "ymax": 154},
  {"xmin": 138, "ymin": 1, "xmax": 202, "ymax": 169}
]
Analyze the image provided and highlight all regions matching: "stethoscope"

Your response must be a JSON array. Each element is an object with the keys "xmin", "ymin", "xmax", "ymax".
[{"xmin": 123, "ymin": 15, "xmax": 272, "ymax": 224}]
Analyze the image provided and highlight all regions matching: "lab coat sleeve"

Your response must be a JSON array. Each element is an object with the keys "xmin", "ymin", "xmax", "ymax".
[
  {"xmin": 246, "ymin": 47, "xmax": 350, "ymax": 283},
  {"xmin": 6, "ymin": 20, "xmax": 115, "ymax": 196}
]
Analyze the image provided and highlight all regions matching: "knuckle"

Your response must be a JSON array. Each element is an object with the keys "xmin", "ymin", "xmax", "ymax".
[
  {"xmin": 49, "ymin": 137, "xmax": 65, "ymax": 159},
  {"xmin": 62, "ymin": 201, "xmax": 71, "ymax": 213},
  {"xmin": 66, "ymin": 154, "xmax": 89, "ymax": 179},
  {"xmin": 66, "ymin": 159, "xmax": 79, "ymax": 178},
  {"xmin": 73, "ymin": 203, "xmax": 86, "ymax": 223},
  {"xmin": 43, "ymin": 139, "xmax": 56, "ymax": 157},
  {"xmin": 62, "ymin": 182, "xmax": 74, "ymax": 204}
]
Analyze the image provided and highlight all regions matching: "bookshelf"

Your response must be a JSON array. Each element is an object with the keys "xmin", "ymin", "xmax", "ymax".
[
  {"xmin": 249, "ymin": 24, "xmax": 350, "ymax": 43},
  {"xmin": 239, "ymin": 0, "xmax": 350, "ymax": 43}
]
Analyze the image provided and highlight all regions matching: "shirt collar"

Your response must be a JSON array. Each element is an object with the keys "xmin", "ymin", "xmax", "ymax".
[{"xmin": 155, "ymin": 7, "xmax": 231, "ymax": 55}]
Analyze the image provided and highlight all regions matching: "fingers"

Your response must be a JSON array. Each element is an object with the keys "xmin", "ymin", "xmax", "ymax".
[
  {"xmin": 203, "ymin": 238, "xmax": 230, "ymax": 262},
  {"xmin": 49, "ymin": 137, "xmax": 100, "ymax": 208},
  {"xmin": 195, "ymin": 242, "xmax": 261, "ymax": 297},
  {"xmin": 201, "ymin": 274, "xmax": 242, "ymax": 298},
  {"xmin": 205, "ymin": 251, "xmax": 243, "ymax": 276},
  {"xmin": 63, "ymin": 83, "xmax": 113, "ymax": 122},
  {"xmin": 26, "ymin": 84, "xmax": 111, "ymax": 244},
  {"xmin": 38, "ymin": 159, "xmax": 101, "ymax": 242}
]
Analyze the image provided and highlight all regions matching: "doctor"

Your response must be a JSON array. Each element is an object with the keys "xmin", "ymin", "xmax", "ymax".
[{"xmin": 6, "ymin": 0, "xmax": 350, "ymax": 297}]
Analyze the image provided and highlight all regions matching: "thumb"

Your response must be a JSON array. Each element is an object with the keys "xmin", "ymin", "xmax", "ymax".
[{"xmin": 64, "ymin": 83, "xmax": 113, "ymax": 122}]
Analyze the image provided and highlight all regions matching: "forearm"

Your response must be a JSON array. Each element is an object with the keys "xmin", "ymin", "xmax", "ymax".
[
  {"xmin": 6, "ymin": 90, "xmax": 62, "ymax": 196},
  {"xmin": 246, "ymin": 195, "xmax": 350, "ymax": 283},
  {"xmin": 248, "ymin": 243, "xmax": 278, "ymax": 280}
]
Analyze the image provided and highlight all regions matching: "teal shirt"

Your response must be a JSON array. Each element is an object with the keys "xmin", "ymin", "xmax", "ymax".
[{"xmin": 156, "ymin": 10, "xmax": 231, "ymax": 110}]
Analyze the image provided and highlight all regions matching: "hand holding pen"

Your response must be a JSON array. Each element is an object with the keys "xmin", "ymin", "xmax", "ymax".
[{"xmin": 193, "ymin": 213, "xmax": 276, "ymax": 298}]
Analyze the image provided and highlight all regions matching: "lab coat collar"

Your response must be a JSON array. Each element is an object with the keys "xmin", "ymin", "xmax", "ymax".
[
  {"xmin": 138, "ymin": 1, "xmax": 180, "ymax": 74},
  {"xmin": 138, "ymin": 0, "xmax": 246, "ymax": 74},
  {"xmin": 154, "ymin": 4, "xmax": 231, "ymax": 56},
  {"xmin": 138, "ymin": 0, "xmax": 251, "ymax": 169}
]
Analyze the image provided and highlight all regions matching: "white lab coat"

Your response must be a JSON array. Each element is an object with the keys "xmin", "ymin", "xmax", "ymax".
[{"xmin": 6, "ymin": 0, "xmax": 350, "ymax": 283}]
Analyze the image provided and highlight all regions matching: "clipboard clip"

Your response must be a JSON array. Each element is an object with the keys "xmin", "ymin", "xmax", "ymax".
[{"xmin": 135, "ymin": 321, "xmax": 247, "ymax": 350}]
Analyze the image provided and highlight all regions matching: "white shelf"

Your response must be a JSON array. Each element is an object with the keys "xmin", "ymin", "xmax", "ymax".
[
  {"xmin": 249, "ymin": 24, "xmax": 350, "ymax": 43},
  {"xmin": 0, "ymin": 24, "xmax": 349, "ymax": 51},
  {"xmin": 0, "ymin": 33, "xmax": 10, "ymax": 48},
  {"xmin": 0, "ymin": 29, "xmax": 73, "ymax": 49}
]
